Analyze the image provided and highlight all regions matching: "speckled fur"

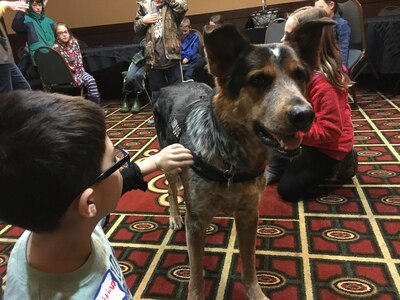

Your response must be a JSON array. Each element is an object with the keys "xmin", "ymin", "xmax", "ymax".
[{"xmin": 154, "ymin": 20, "xmax": 333, "ymax": 300}]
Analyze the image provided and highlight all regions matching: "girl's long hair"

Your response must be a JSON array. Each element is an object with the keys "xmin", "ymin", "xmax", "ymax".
[{"xmin": 288, "ymin": 6, "xmax": 350, "ymax": 90}]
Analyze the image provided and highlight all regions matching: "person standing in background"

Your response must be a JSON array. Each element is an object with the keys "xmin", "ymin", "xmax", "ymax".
[
  {"xmin": 0, "ymin": 1, "xmax": 30, "ymax": 92},
  {"xmin": 134, "ymin": 0, "xmax": 188, "ymax": 126}
]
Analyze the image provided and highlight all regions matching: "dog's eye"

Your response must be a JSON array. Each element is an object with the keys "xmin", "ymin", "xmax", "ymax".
[
  {"xmin": 249, "ymin": 75, "xmax": 272, "ymax": 89},
  {"xmin": 294, "ymin": 68, "xmax": 307, "ymax": 83}
]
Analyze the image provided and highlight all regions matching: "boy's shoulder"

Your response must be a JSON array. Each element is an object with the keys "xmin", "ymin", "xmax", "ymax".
[{"xmin": 4, "ymin": 226, "xmax": 132, "ymax": 299}]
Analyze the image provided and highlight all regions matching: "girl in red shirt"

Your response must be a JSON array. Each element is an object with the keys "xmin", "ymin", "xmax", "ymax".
[{"xmin": 267, "ymin": 6, "xmax": 357, "ymax": 202}]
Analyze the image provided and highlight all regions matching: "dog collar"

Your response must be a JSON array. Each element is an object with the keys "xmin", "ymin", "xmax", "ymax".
[{"xmin": 190, "ymin": 154, "xmax": 266, "ymax": 188}]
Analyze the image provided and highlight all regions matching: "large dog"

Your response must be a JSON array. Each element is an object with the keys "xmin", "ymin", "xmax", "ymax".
[{"xmin": 154, "ymin": 18, "xmax": 333, "ymax": 300}]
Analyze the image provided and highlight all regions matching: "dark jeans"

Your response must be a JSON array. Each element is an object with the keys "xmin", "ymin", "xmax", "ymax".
[
  {"xmin": 269, "ymin": 146, "xmax": 339, "ymax": 202},
  {"xmin": 183, "ymin": 53, "xmax": 207, "ymax": 79},
  {"xmin": 123, "ymin": 62, "xmax": 146, "ymax": 96},
  {"xmin": 0, "ymin": 63, "xmax": 31, "ymax": 92},
  {"xmin": 148, "ymin": 63, "xmax": 182, "ymax": 105}
]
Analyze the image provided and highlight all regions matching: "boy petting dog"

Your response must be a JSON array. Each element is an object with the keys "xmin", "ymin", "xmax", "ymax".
[{"xmin": 0, "ymin": 91, "xmax": 193, "ymax": 299}]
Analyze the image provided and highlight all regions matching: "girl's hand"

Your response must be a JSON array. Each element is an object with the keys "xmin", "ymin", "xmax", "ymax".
[{"xmin": 153, "ymin": 144, "xmax": 193, "ymax": 174}]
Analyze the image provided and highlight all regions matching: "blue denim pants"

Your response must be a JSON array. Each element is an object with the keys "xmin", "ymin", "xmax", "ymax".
[{"xmin": 0, "ymin": 63, "xmax": 31, "ymax": 92}]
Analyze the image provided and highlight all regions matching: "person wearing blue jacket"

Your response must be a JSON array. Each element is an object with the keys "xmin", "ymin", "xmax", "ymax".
[
  {"xmin": 180, "ymin": 17, "xmax": 206, "ymax": 81},
  {"xmin": 315, "ymin": 0, "xmax": 351, "ymax": 67}
]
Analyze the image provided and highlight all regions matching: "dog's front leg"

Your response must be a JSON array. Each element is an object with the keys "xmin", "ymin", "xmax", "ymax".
[
  {"xmin": 235, "ymin": 198, "xmax": 270, "ymax": 300},
  {"xmin": 166, "ymin": 173, "xmax": 184, "ymax": 230},
  {"xmin": 185, "ymin": 212, "xmax": 211, "ymax": 300}
]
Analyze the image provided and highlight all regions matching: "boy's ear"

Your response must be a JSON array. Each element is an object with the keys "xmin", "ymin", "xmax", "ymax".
[
  {"xmin": 284, "ymin": 17, "xmax": 335, "ymax": 70},
  {"xmin": 78, "ymin": 188, "xmax": 97, "ymax": 218},
  {"xmin": 203, "ymin": 24, "xmax": 250, "ymax": 78}
]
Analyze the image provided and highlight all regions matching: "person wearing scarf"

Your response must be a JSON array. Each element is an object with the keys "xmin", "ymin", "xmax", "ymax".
[
  {"xmin": 52, "ymin": 22, "xmax": 102, "ymax": 105},
  {"xmin": 12, "ymin": 0, "xmax": 55, "ymax": 66}
]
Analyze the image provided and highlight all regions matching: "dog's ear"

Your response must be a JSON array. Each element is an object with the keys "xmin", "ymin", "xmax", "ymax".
[
  {"xmin": 203, "ymin": 24, "xmax": 250, "ymax": 78},
  {"xmin": 284, "ymin": 17, "xmax": 335, "ymax": 70}
]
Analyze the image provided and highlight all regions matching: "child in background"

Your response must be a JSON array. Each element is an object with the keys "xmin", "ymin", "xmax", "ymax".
[
  {"xmin": 180, "ymin": 16, "xmax": 206, "ymax": 81},
  {"xmin": 134, "ymin": 0, "xmax": 188, "ymax": 126},
  {"xmin": 12, "ymin": 0, "xmax": 55, "ymax": 67},
  {"xmin": 267, "ymin": 6, "xmax": 357, "ymax": 202},
  {"xmin": 53, "ymin": 22, "xmax": 102, "ymax": 107},
  {"xmin": 0, "ymin": 90, "xmax": 193, "ymax": 299},
  {"xmin": 209, "ymin": 14, "xmax": 224, "ymax": 25},
  {"xmin": 121, "ymin": 38, "xmax": 147, "ymax": 114},
  {"xmin": 314, "ymin": 0, "xmax": 351, "ymax": 67}
]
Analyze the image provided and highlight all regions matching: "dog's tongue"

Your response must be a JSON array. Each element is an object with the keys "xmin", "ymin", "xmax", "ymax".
[{"xmin": 278, "ymin": 132, "xmax": 303, "ymax": 150}]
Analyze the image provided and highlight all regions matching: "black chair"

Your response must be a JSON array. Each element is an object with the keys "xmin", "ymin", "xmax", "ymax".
[
  {"xmin": 264, "ymin": 18, "xmax": 286, "ymax": 44},
  {"xmin": 34, "ymin": 46, "xmax": 84, "ymax": 97},
  {"xmin": 338, "ymin": 0, "xmax": 379, "ymax": 106}
]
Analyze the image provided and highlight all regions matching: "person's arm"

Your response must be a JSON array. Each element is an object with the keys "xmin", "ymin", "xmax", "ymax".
[
  {"xmin": 137, "ymin": 143, "xmax": 193, "ymax": 175},
  {"xmin": 0, "ymin": 1, "xmax": 28, "ymax": 18},
  {"xmin": 134, "ymin": 4, "xmax": 159, "ymax": 34},
  {"xmin": 184, "ymin": 33, "xmax": 199, "ymax": 61},
  {"xmin": 164, "ymin": 0, "xmax": 188, "ymax": 24},
  {"xmin": 11, "ymin": 9, "xmax": 28, "ymax": 33},
  {"xmin": 72, "ymin": 38, "xmax": 84, "ymax": 72},
  {"xmin": 337, "ymin": 20, "xmax": 351, "ymax": 68},
  {"xmin": 121, "ymin": 143, "xmax": 194, "ymax": 194}
]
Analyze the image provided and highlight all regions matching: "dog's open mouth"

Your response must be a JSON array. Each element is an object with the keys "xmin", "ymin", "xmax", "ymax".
[{"xmin": 254, "ymin": 122, "xmax": 302, "ymax": 157}]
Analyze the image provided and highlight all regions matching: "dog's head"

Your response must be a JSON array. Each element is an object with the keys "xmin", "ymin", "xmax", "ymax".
[{"xmin": 203, "ymin": 18, "xmax": 333, "ymax": 157}]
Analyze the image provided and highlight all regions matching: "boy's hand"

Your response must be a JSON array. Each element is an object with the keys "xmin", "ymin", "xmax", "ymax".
[
  {"xmin": 153, "ymin": 144, "xmax": 193, "ymax": 174},
  {"xmin": 143, "ymin": 13, "xmax": 161, "ymax": 25},
  {"xmin": 182, "ymin": 57, "xmax": 189, "ymax": 64}
]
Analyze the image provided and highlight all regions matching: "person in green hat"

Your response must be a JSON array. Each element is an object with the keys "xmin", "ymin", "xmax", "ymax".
[{"xmin": 12, "ymin": 0, "xmax": 55, "ymax": 67}]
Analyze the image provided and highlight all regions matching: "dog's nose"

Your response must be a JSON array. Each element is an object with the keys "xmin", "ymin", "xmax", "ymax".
[{"xmin": 288, "ymin": 105, "xmax": 315, "ymax": 131}]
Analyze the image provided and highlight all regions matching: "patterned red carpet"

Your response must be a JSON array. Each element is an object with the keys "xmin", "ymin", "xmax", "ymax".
[{"xmin": 1, "ymin": 90, "xmax": 399, "ymax": 299}]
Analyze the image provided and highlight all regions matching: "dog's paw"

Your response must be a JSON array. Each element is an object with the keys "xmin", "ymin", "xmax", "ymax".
[
  {"xmin": 246, "ymin": 285, "xmax": 269, "ymax": 300},
  {"xmin": 169, "ymin": 216, "xmax": 184, "ymax": 230}
]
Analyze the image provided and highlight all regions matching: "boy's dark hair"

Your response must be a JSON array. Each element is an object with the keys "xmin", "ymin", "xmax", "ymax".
[{"xmin": 0, "ymin": 91, "xmax": 106, "ymax": 233}]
